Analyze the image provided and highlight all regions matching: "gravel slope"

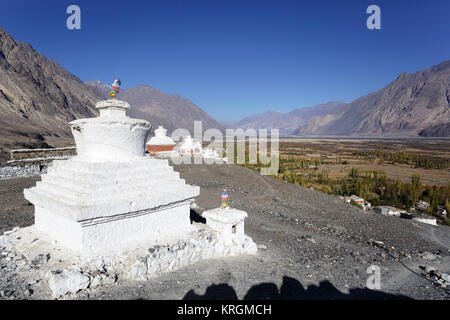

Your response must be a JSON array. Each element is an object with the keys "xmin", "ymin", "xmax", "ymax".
[{"xmin": 0, "ymin": 164, "xmax": 449, "ymax": 300}]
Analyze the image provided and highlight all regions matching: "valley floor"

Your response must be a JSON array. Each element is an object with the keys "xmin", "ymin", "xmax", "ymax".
[{"xmin": 0, "ymin": 164, "xmax": 449, "ymax": 300}]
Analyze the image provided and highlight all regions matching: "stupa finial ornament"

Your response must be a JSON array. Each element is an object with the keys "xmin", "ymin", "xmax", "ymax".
[{"xmin": 108, "ymin": 78, "xmax": 121, "ymax": 97}]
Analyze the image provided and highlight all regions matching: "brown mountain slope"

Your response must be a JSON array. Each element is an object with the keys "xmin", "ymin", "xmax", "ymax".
[
  {"xmin": 418, "ymin": 122, "xmax": 450, "ymax": 137},
  {"xmin": 294, "ymin": 61, "xmax": 450, "ymax": 136},
  {"xmin": 0, "ymin": 25, "xmax": 225, "ymax": 164},
  {"xmin": 86, "ymin": 81, "xmax": 225, "ymax": 134},
  {"xmin": 0, "ymin": 26, "xmax": 102, "ymax": 154}
]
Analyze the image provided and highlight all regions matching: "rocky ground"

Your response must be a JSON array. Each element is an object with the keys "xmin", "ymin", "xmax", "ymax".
[
  {"xmin": 0, "ymin": 163, "xmax": 449, "ymax": 300},
  {"xmin": 0, "ymin": 165, "xmax": 49, "ymax": 180}
]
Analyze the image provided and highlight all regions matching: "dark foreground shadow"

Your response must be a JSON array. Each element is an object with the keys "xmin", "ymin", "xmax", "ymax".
[
  {"xmin": 183, "ymin": 276, "xmax": 413, "ymax": 300},
  {"xmin": 190, "ymin": 209, "xmax": 206, "ymax": 224}
]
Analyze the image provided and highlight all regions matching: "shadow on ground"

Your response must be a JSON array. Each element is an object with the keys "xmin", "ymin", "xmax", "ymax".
[
  {"xmin": 183, "ymin": 276, "xmax": 413, "ymax": 300},
  {"xmin": 190, "ymin": 209, "xmax": 206, "ymax": 224}
]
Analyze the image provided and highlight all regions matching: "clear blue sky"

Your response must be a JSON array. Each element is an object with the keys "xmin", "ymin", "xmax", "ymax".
[{"xmin": 1, "ymin": 0, "xmax": 449, "ymax": 122}]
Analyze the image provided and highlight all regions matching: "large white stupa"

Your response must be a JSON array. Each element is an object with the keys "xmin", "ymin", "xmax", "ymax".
[
  {"xmin": 24, "ymin": 99, "xmax": 200, "ymax": 256},
  {"xmin": 0, "ymin": 84, "xmax": 259, "ymax": 298}
]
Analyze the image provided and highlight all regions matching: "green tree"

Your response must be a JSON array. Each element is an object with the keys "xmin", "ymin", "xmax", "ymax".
[
  {"xmin": 350, "ymin": 167, "xmax": 359, "ymax": 181},
  {"xmin": 431, "ymin": 188, "xmax": 439, "ymax": 212}
]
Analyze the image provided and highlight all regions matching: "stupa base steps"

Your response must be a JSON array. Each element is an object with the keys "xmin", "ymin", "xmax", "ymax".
[{"xmin": 24, "ymin": 156, "xmax": 201, "ymax": 231}]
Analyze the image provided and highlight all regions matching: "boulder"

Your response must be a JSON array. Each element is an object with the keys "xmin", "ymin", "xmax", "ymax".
[
  {"xmin": 130, "ymin": 261, "xmax": 148, "ymax": 281},
  {"xmin": 90, "ymin": 274, "xmax": 102, "ymax": 288},
  {"xmin": 31, "ymin": 253, "xmax": 50, "ymax": 266},
  {"xmin": 66, "ymin": 270, "xmax": 90, "ymax": 294},
  {"xmin": 47, "ymin": 271, "xmax": 70, "ymax": 297},
  {"xmin": 441, "ymin": 273, "xmax": 450, "ymax": 283},
  {"xmin": 243, "ymin": 238, "xmax": 258, "ymax": 255},
  {"xmin": 0, "ymin": 235, "xmax": 12, "ymax": 250},
  {"xmin": 424, "ymin": 266, "xmax": 436, "ymax": 274},
  {"xmin": 421, "ymin": 252, "xmax": 437, "ymax": 261}
]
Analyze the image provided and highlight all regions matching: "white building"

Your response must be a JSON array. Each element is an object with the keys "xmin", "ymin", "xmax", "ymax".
[
  {"xmin": 416, "ymin": 200, "xmax": 430, "ymax": 211},
  {"xmin": 413, "ymin": 216, "xmax": 437, "ymax": 226},
  {"xmin": 179, "ymin": 135, "xmax": 202, "ymax": 155},
  {"xmin": 373, "ymin": 206, "xmax": 408, "ymax": 217},
  {"xmin": 343, "ymin": 195, "xmax": 371, "ymax": 211},
  {"xmin": 437, "ymin": 207, "xmax": 447, "ymax": 218},
  {"xmin": 201, "ymin": 148, "xmax": 217, "ymax": 159},
  {"xmin": 203, "ymin": 208, "xmax": 248, "ymax": 246}
]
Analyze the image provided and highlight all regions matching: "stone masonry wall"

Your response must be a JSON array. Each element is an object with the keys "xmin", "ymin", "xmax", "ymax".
[{"xmin": 9, "ymin": 147, "xmax": 76, "ymax": 165}]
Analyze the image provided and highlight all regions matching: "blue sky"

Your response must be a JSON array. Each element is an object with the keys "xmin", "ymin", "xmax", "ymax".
[{"xmin": 1, "ymin": 0, "xmax": 449, "ymax": 122}]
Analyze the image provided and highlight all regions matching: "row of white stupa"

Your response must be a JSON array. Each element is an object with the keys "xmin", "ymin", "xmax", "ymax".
[{"xmin": 147, "ymin": 125, "xmax": 223, "ymax": 160}]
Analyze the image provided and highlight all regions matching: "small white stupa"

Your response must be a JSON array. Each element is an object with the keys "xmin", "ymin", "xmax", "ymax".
[
  {"xmin": 179, "ymin": 135, "xmax": 202, "ymax": 155},
  {"xmin": 146, "ymin": 125, "xmax": 177, "ymax": 158},
  {"xmin": 202, "ymin": 148, "xmax": 221, "ymax": 160},
  {"xmin": 203, "ymin": 190, "xmax": 252, "ymax": 247},
  {"xmin": 24, "ymin": 99, "xmax": 200, "ymax": 256}
]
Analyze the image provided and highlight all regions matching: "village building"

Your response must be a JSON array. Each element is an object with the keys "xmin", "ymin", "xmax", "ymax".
[
  {"xmin": 146, "ymin": 125, "xmax": 177, "ymax": 157},
  {"xmin": 373, "ymin": 205, "xmax": 411, "ymax": 218},
  {"xmin": 179, "ymin": 135, "xmax": 202, "ymax": 155},
  {"xmin": 413, "ymin": 215, "xmax": 438, "ymax": 226},
  {"xmin": 416, "ymin": 200, "xmax": 430, "ymax": 211},
  {"xmin": 343, "ymin": 194, "xmax": 371, "ymax": 211},
  {"xmin": 202, "ymin": 148, "xmax": 220, "ymax": 159},
  {"xmin": 437, "ymin": 206, "xmax": 447, "ymax": 218}
]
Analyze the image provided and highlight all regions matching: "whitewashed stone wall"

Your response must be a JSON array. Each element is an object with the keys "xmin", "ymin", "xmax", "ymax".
[{"xmin": 128, "ymin": 226, "xmax": 257, "ymax": 281}]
